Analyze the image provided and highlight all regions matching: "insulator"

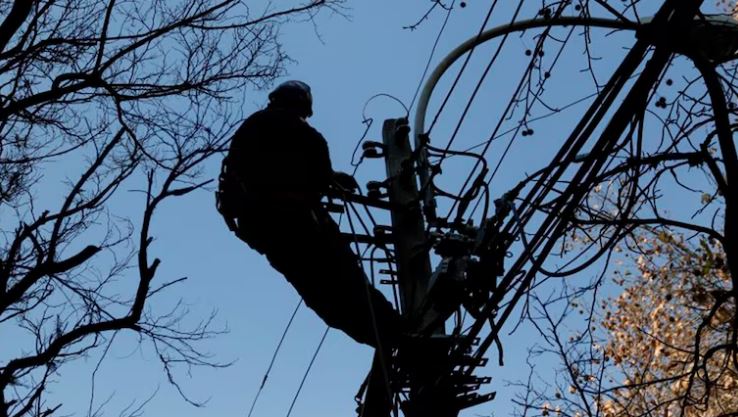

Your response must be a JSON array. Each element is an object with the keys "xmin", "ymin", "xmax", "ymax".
[
  {"xmin": 361, "ymin": 141, "xmax": 385, "ymax": 158},
  {"xmin": 362, "ymin": 148, "xmax": 382, "ymax": 158},
  {"xmin": 366, "ymin": 180, "xmax": 388, "ymax": 199},
  {"xmin": 362, "ymin": 140, "xmax": 385, "ymax": 151}
]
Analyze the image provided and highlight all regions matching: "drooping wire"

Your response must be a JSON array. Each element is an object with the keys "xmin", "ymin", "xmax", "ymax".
[
  {"xmin": 364, "ymin": 93, "xmax": 409, "ymax": 118},
  {"xmin": 247, "ymin": 298, "xmax": 303, "ymax": 417},
  {"xmin": 285, "ymin": 326, "xmax": 330, "ymax": 417},
  {"xmin": 350, "ymin": 117, "xmax": 374, "ymax": 170},
  {"xmin": 350, "ymin": 93, "xmax": 410, "ymax": 174}
]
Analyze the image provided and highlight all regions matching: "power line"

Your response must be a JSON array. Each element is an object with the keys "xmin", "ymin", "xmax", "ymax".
[
  {"xmin": 459, "ymin": 91, "xmax": 600, "ymax": 154},
  {"xmin": 435, "ymin": 0, "xmax": 525, "ymax": 159},
  {"xmin": 285, "ymin": 327, "xmax": 330, "ymax": 417},
  {"xmin": 426, "ymin": 0, "xmax": 504, "ymax": 135},
  {"xmin": 440, "ymin": 4, "xmax": 575, "ymax": 223},
  {"xmin": 247, "ymin": 298, "xmax": 303, "ymax": 417}
]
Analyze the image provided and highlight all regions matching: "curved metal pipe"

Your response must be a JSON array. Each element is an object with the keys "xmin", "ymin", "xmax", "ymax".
[
  {"xmin": 414, "ymin": 17, "xmax": 636, "ymax": 137},
  {"xmin": 412, "ymin": 16, "xmax": 637, "ymax": 217}
]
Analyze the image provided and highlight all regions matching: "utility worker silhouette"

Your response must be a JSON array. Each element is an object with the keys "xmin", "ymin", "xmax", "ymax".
[{"xmin": 217, "ymin": 80, "xmax": 402, "ymax": 351}]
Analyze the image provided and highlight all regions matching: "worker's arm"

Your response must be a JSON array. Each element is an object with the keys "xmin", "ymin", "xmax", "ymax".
[
  {"xmin": 305, "ymin": 125, "xmax": 360, "ymax": 192},
  {"xmin": 305, "ymin": 126, "xmax": 335, "ymax": 196}
]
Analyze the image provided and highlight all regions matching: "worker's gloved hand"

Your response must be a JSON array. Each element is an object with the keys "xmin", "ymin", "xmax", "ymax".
[{"xmin": 333, "ymin": 171, "xmax": 359, "ymax": 192}]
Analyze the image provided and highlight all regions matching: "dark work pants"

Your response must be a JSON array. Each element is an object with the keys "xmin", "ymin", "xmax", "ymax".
[
  {"xmin": 236, "ymin": 205, "xmax": 398, "ymax": 416},
  {"xmin": 236, "ymin": 205, "xmax": 401, "ymax": 348}
]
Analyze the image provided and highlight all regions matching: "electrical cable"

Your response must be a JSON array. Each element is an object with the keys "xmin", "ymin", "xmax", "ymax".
[
  {"xmin": 350, "ymin": 117, "xmax": 374, "ymax": 169},
  {"xmin": 246, "ymin": 10, "xmax": 603, "ymax": 409},
  {"xmin": 247, "ymin": 298, "xmax": 303, "ymax": 417},
  {"xmin": 462, "ymin": 27, "xmax": 676, "ymax": 374},
  {"xmin": 484, "ymin": 14, "xmax": 577, "ymax": 184},
  {"xmin": 344, "ymin": 199, "xmax": 396, "ymax": 413},
  {"xmin": 411, "ymin": 16, "xmax": 639, "ymax": 230},
  {"xmin": 426, "ymin": 0, "xmax": 505, "ymax": 135},
  {"xmin": 330, "ymin": 3, "xmax": 640, "ymax": 404},
  {"xmin": 440, "ymin": 3, "xmax": 676, "ymax": 376},
  {"xmin": 350, "ymin": 93, "xmax": 410, "ymax": 174},
  {"xmin": 363, "ymin": 93, "xmax": 409, "ymax": 118},
  {"xmin": 441, "ymin": 3, "xmax": 574, "ymax": 223},
  {"xmin": 459, "ymin": 91, "xmax": 601, "ymax": 154},
  {"xmin": 435, "ymin": 0, "xmax": 525, "ymax": 160},
  {"xmin": 285, "ymin": 326, "xmax": 330, "ymax": 417}
]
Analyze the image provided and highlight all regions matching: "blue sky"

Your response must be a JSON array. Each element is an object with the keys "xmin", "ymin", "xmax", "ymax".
[{"xmin": 20, "ymin": 1, "xmax": 736, "ymax": 417}]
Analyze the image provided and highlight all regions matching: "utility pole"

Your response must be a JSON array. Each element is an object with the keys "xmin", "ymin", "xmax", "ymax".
[
  {"xmin": 375, "ymin": 118, "xmax": 458, "ymax": 417},
  {"xmin": 358, "ymin": 1, "xmax": 724, "ymax": 416},
  {"xmin": 381, "ymin": 118, "xmax": 431, "ymax": 316}
]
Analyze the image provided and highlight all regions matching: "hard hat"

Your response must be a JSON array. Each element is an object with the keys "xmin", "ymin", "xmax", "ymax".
[{"xmin": 268, "ymin": 80, "xmax": 313, "ymax": 118}]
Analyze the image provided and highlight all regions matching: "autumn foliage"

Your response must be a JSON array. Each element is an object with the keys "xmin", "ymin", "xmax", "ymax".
[{"xmin": 599, "ymin": 232, "xmax": 736, "ymax": 417}]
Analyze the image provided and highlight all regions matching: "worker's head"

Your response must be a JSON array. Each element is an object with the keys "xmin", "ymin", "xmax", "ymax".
[{"xmin": 268, "ymin": 80, "xmax": 313, "ymax": 119}]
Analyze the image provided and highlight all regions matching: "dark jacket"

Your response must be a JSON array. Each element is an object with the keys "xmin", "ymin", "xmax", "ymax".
[{"xmin": 226, "ymin": 107, "xmax": 333, "ymax": 206}]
